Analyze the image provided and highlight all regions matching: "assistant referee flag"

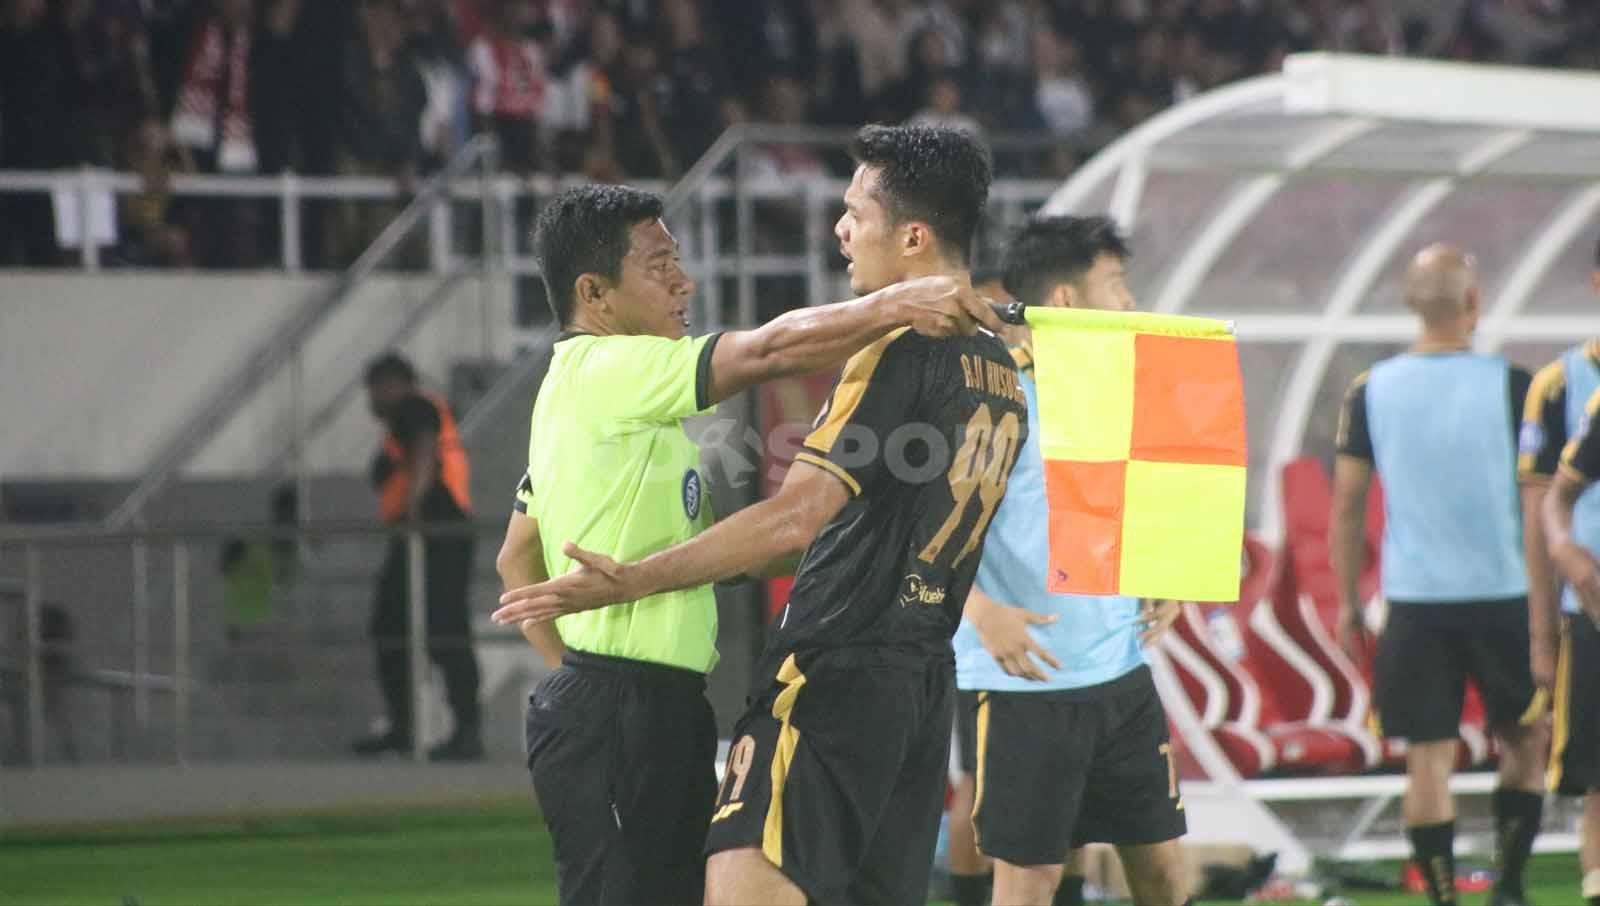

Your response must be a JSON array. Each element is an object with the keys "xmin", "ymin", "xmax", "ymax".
[{"xmin": 1027, "ymin": 307, "xmax": 1246, "ymax": 601}]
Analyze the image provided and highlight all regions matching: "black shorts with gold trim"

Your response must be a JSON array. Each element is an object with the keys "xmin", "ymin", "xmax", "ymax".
[
  {"xmin": 971, "ymin": 665, "xmax": 1185, "ymax": 866},
  {"xmin": 1551, "ymin": 612, "xmax": 1600, "ymax": 796},
  {"xmin": 1374, "ymin": 597, "xmax": 1543, "ymax": 744},
  {"xmin": 704, "ymin": 648, "xmax": 953, "ymax": 905}
]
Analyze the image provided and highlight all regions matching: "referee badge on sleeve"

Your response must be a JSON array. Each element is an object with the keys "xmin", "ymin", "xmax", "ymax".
[{"xmin": 682, "ymin": 468, "xmax": 703, "ymax": 520}]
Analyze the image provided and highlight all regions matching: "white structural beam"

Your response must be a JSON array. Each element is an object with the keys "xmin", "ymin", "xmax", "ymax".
[
  {"xmin": 1152, "ymin": 118, "xmax": 1380, "ymax": 315},
  {"xmin": 1041, "ymin": 75, "xmax": 1285, "ymax": 218},
  {"xmin": 1285, "ymin": 52, "xmax": 1600, "ymax": 134},
  {"xmin": 1476, "ymin": 182, "xmax": 1600, "ymax": 353},
  {"xmin": 1256, "ymin": 128, "xmax": 1533, "ymax": 543}
]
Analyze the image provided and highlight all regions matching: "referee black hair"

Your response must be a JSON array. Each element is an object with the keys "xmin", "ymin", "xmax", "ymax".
[
  {"xmin": 1002, "ymin": 215, "xmax": 1131, "ymax": 309},
  {"xmin": 848, "ymin": 124, "xmax": 992, "ymax": 266},
  {"xmin": 533, "ymin": 185, "xmax": 665, "ymax": 325}
]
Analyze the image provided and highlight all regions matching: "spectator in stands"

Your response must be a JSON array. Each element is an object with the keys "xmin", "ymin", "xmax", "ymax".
[
  {"xmin": 1029, "ymin": 30, "xmax": 1095, "ymax": 139},
  {"xmin": 117, "ymin": 117, "xmax": 193, "ymax": 267},
  {"xmin": 656, "ymin": 0, "xmax": 732, "ymax": 176},
  {"xmin": 61, "ymin": 0, "xmax": 160, "ymax": 169},
  {"xmin": 874, "ymin": 26, "xmax": 954, "ymax": 124},
  {"xmin": 400, "ymin": 0, "xmax": 470, "ymax": 172},
  {"xmin": 159, "ymin": 0, "xmax": 262, "ymax": 268},
  {"xmin": 712, "ymin": 0, "xmax": 818, "ymax": 99},
  {"xmin": 0, "ymin": 0, "xmax": 75, "ymax": 266},
  {"xmin": 466, "ymin": 0, "xmax": 549, "ymax": 174},
  {"xmin": 811, "ymin": 0, "xmax": 867, "ymax": 128},
  {"xmin": 910, "ymin": 74, "xmax": 982, "ymax": 138},
  {"xmin": 356, "ymin": 352, "xmax": 483, "ymax": 762},
  {"xmin": 609, "ymin": 29, "xmax": 676, "ymax": 180},
  {"xmin": 334, "ymin": 0, "xmax": 428, "ymax": 267}
]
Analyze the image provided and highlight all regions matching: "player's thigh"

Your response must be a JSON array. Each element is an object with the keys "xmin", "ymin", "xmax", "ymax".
[
  {"xmin": 1077, "ymin": 669, "xmax": 1187, "ymax": 848},
  {"xmin": 705, "ymin": 658, "xmax": 924, "ymax": 904},
  {"xmin": 1554, "ymin": 614, "xmax": 1600, "ymax": 797},
  {"xmin": 705, "ymin": 848, "xmax": 806, "ymax": 906},
  {"xmin": 1461, "ymin": 599, "xmax": 1542, "ymax": 731},
  {"xmin": 852, "ymin": 669, "xmax": 956, "ymax": 905},
  {"xmin": 972, "ymin": 690, "xmax": 1089, "ymax": 867},
  {"xmin": 1376, "ymin": 604, "xmax": 1464, "ymax": 743}
]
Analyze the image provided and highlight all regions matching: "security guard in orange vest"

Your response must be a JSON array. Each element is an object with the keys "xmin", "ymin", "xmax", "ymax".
[{"xmin": 356, "ymin": 352, "xmax": 482, "ymax": 760}]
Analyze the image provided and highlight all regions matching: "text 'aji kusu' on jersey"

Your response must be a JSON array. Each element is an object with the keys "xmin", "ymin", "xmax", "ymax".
[{"xmin": 769, "ymin": 326, "xmax": 1029, "ymax": 668}]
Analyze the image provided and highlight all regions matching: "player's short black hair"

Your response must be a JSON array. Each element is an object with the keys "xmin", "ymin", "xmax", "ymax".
[
  {"xmin": 364, "ymin": 352, "xmax": 416, "ymax": 386},
  {"xmin": 848, "ymin": 124, "xmax": 992, "ymax": 265},
  {"xmin": 533, "ymin": 184, "xmax": 665, "ymax": 325},
  {"xmin": 1002, "ymin": 215, "xmax": 1131, "ymax": 308}
]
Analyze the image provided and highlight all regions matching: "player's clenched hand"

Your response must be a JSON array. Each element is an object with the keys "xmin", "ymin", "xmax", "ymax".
[
  {"xmin": 493, "ymin": 542, "xmax": 636, "ymax": 625},
  {"xmin": 972, "ymin": 598, "xmax": 1061, "ymax": 682},
  {"xmin": 889, "ymin": 275, "xmax": 1007, "ymax": 338},
  {"xmin": 1552, "ymin": 542, "xmax": 1600, "ymax": 629},
  {"xmin": 1138, "ymin": 599, "xmax": 1181, "ymax": 646}
]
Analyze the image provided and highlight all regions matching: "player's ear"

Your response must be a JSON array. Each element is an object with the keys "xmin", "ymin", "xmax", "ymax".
[
  {"xmin": 1050, "ymin": 282, "xmax": 1078, "ymax": 309},
  {"xmin": 901, "ymin": 221, "xmax": 931, "ymax": 258}
]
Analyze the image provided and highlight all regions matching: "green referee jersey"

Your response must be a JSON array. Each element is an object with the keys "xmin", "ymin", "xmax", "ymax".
[{"xmin": 514, "ymin": 330, "xmax": 723, "ymax": 673}]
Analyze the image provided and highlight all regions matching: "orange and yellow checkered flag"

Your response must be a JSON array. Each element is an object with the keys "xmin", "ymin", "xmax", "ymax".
[{"xmin": 1027, "ymin": 307, "xmax": 1246, "ymax": 601}]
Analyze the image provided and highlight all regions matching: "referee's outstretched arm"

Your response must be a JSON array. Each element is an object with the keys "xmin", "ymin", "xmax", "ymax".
[
  {"xmin": 495, "ymin": 457, "xmax": 849, "ymax": 626},
  {"xmin": 701, "ymin": 274, "xmax": 1003, "ymax": 406}
]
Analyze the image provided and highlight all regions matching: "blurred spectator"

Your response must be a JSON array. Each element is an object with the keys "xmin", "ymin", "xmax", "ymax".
[
  {"xmin": 159, "ymin": 0, "xmax": 262, "ymax": 267},
  {"xmin": 0, "ymin": 0, "xmax": 76, "ymax": 265},
  {"xmin": 747, "ymin": 75, "xmax": 827, "ymax": 180},
  {"xmin": 401, "ymin": 0, "xmax": 470, "ymax": 171},
  {"xmin": 609, "ymin": 30, "xmax": 675, "ymax": 179},
  {"xmin": 467, "ymin": 0, "xmax": 549, "ymax": 174},
  {"xmin": 1030, "ymin": 30, "xmax": 1095, "ymax": 138},
  {"xmin": 713, "ymin": 0, "xmax": 819, "ymax": 92},
  {"xmin": 874, "ymin": 26, "xmax": 955, "ymax": 123},
  {"xmin": 61, "ymin": 0, "xmax": 160, "ymax": 168},
  {"xmin": 836, "ymin": 0, "xmax": 904, "ymax": 100},
  {"xmin": 909, "ymin": 74, "xmax": 982, "ymax": 138},
  {"xmin": 334, "ymin": 0, "xmax": 428, "ymax": 266},
  {"xmin": 810, "ymin": 0, "xmax": 867, "ymax": 127},
  {"xmin": 656, "ymin": 0, "xmax": 732, "ymax": 174},
  {"xmin": 544, "ymin": 10, "xmax": 624, "ymax": 179},
  {"xmin": 116, "ymin": 118, "xmax": 193, "ymax": 267}
]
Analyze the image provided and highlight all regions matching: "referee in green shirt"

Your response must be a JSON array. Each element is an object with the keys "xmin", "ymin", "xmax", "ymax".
[{"xmin": 495, "ymin": 184, "xmax": 1000, "ymax": 905}]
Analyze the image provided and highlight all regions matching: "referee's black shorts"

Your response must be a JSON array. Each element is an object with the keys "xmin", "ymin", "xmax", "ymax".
[
  {"xmin": 525, "ymin": 650, "xmax": 717, "ymax": 906},
  {"xmin": 1552, "ymin": 612, "xmax": 1600, "ymax": 796}
]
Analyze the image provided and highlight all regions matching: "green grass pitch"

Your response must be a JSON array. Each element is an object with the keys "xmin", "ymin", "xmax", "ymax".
[{"xmin": 0, "ymin": 799, "xmax": 1583, "ymax": 905}]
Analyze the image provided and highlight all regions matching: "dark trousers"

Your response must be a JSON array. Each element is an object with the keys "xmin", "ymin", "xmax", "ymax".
[
  {"xmin": 372, "ymin": 534, "xmax": 481, "ymax": 738},
  {"xmin": 526, "ymin": 651, "xmax": 717, "ymax": 905}
]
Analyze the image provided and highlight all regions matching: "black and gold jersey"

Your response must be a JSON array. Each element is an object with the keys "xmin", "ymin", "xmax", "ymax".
[{"xmin": 768, "ymin": 326, "xmax": 1029, "ymax": 667}]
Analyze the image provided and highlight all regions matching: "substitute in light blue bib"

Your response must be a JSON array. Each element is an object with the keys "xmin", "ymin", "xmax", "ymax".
[
  {"xmin": 1366, "ymin": 352, "xmax": 1525, "ymax": 602},
  {"xmin": 1560, "ymin": 344, "xmax": 1600, "ymax": 615},
  {"xmin": 954, "ymin": 369, "xmax": 1144, "ymax": 693}
]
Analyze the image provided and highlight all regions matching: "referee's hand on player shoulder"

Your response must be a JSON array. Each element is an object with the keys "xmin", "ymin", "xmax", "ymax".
[
  {"xmin": 493, "ymin": 542, "xmax": 635, "ymax": 625},
  {"xmin": 887, "ymin": 275, "xmax": 1008, "ymax": 338}
]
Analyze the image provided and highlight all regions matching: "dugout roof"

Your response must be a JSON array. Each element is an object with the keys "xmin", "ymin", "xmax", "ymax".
[{"xmin": 1042, "ymin": 53, "xmax": 1600, "ymax": 539}]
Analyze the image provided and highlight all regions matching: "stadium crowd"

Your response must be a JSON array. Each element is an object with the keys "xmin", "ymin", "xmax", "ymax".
[{"xmin": 1, "ymin": 0, "xmax": 1597, "ymax": 269}]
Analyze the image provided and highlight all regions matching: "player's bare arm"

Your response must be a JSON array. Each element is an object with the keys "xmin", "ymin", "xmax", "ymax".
[
  {"xmin": 1329, "ymin": 453, "xmax": 1374, "ymax": 659},
  {"xmin": 702, "ymin": 274, "xmax": 1003, "ymax": 405},
  {"xmin": 962, "ymin": 583, "xmax": 1061, "ymax": 682},
  {"xmin": 495, "ymin": 511, "xmax": 564, "ymax": 667},
  {"xmin": 493, "ymin": 459, "xmax": 850, "ymax": 625},
  {"xmin": 1546, "ymin": 467, "xmax": 1600, "ymax": 623},
  {"xmin": 1523, "ymin": 479, "xmax": 1562, "ymax": 689}
]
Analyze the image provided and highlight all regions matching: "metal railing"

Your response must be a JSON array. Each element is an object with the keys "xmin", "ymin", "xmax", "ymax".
[
  {"xmin": 101, "ymin": 136, "xmax": 502, "ymax": 528},
  {"xmin": 0, "ymin": 519, "xmax": 506, "ymax": 767}
]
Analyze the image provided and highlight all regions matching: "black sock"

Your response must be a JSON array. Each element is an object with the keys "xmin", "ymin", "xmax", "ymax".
[
  {"xmin": 951, "ymin": 871, "xmax": 991, "ymax": 906},
  {"xmin": 1051, "ymin": 874, "xmax": 1085, "ymax": 906},
  {"xmin": 1409, "ymin": 821, "xmax": 1458, "ymax": 905},
  {"xmin": 1493, "ymin": 788, "xmax": 1542, "ymax": 896}
]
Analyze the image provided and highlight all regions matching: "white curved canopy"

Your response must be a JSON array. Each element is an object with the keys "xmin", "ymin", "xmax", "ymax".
[{"xmin": 1042, "ymin": 53, "xmax": 1600, "ymax": 541}]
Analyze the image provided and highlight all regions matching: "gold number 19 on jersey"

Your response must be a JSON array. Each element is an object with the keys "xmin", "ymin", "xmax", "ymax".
[{"xmin": 920, "ymin": 403, "xmax": 1022, "ymax": 567}]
